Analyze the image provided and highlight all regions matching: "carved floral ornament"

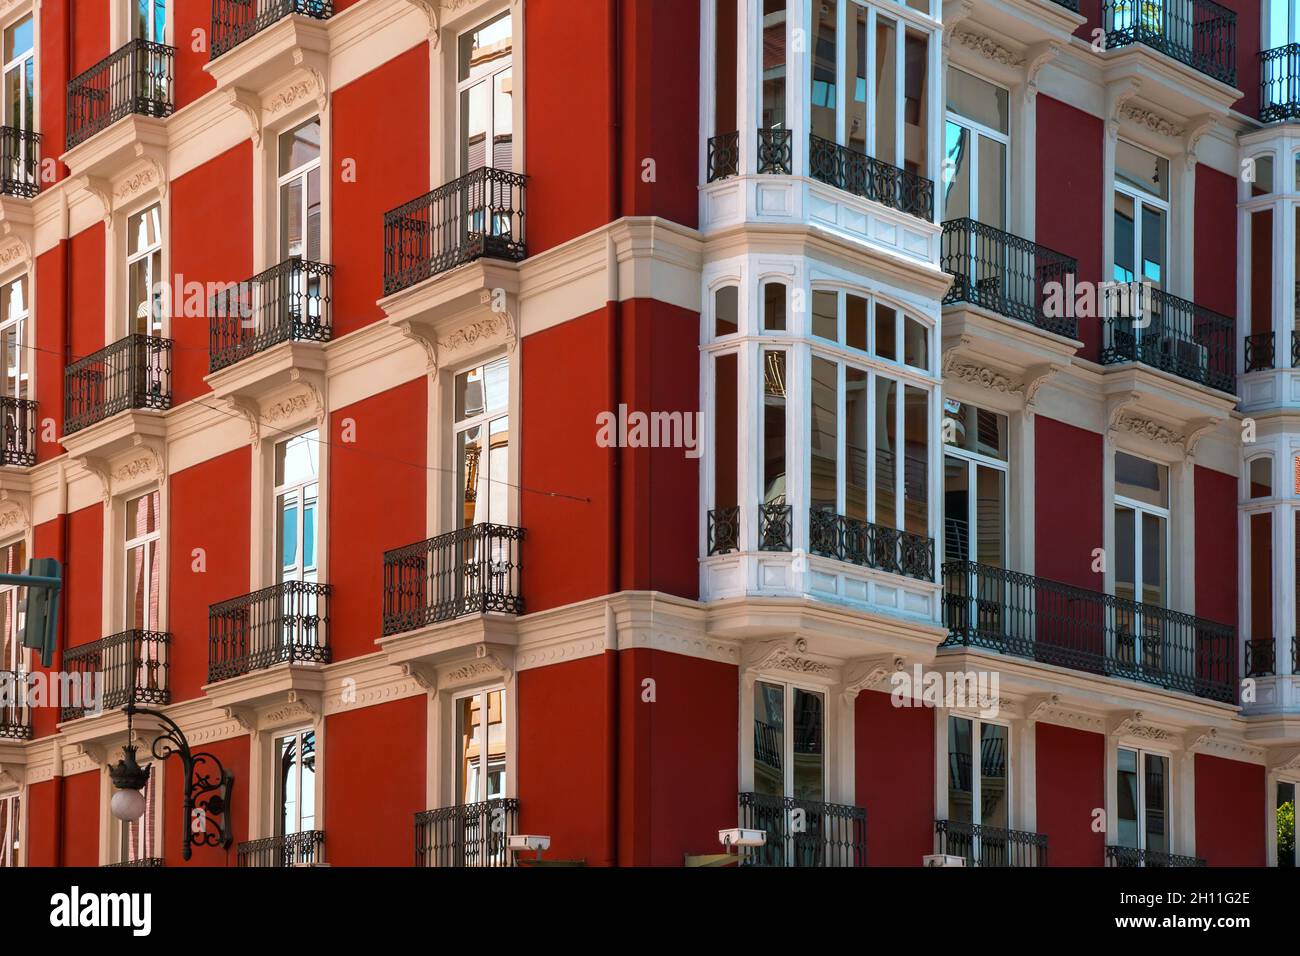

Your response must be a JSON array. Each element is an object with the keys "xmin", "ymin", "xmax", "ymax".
[{"xmin": 398, "ymin": 306, "xmax": 517, "ymax": 381}]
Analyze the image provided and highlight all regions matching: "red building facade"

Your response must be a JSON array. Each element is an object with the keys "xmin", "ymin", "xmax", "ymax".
[{"xmin": 0, "ymin": 0, "xmax": 1289, "ymax": 869}]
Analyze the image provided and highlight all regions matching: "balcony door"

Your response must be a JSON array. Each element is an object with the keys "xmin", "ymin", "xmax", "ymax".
[
  {"xmin": 0, "ymin": 539, "xmax": 24, "ymax": 733},
  {"xmin": 457, "ymin": 11, "xmax": 513, "ymax": 175},
  {"xmin": 945, "ymin": 715, "xmax": 1010, "ymax": 865},
  {"xmin": 274, "ymin": 728, "xmax": 316, "ymax": 843},
  {"xmin": 1113, "ymin": 452, "xmax": 1169, "ymax": 675},
  {"xmin": 0, "ymin": 791, "xmax": 17, "ymax": 867},
  {"xmin": 1115, "ymin": 747, "xmax": 1170, "ymax": 861},
  {"xmin": 453, "ymin": 687, "xmax": 509, "ymax": 866},
  {"xmin": 751, "ymin": 680, "xmax": 826, "ymax": 866},
  {"xmin": 130, "ymin": 0, "xmax": 168, "ymax": 105},
  {"xmin": 1112, "ymin": 141, "xmax": 1171, "ymax": 361},
  {"xmin": 276, "ymin": 119, "xmax": 322, "ymax": 336},
  {"xmin": 132, "ymin": 0, "xmax": 166, "ymax": 42},
  {"xmin": 452, "ymin": 359, "xmax": 510, "ymax": 610},
  {"xmin": 273, "ymin": 432, "xmax": 320, "ymax": 657},
  {"xmin": 0, "ymin": 276, "xmax": 28, "ymax": 407}
]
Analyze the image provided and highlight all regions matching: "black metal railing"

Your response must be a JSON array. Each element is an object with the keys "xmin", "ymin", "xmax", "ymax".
[
  {"xmin": 1245, "ymin": 331, "xmax": 1276, "ymax": 372},
  {"xmin": 1100, "ymin": 0, "xmax": 1236, "ymax": 86},
  {"xmin": 237, "ymin": 830, "xmax": 325, "ymax": 867},
  {"xmin": 0, "ymin": 126, "xmax": 39, "ymax": 198},
  {"xmin": 1261, "ymin": 44, "xmax": 1300, "ymax": 122},
  {"xmin": 941, "ymin": 219, "xmax": 1078, "ymax": 338},
  {"xmin": 383, "ymin": 167, "xmax": 526, "ymax": 295},
  {"xmin": 810, "ymin": 508, "xmax": 934, "ymax": 582},
  {"xmin": 808, "ymin": 133, "xmax": 933, "ymax": 221},
  {"xmin": 942, "ymin": 560, "xmax": 1236, "ymax": 703},
  {"xmin": 1049, "ymin": 0, "xmax": 1080, "ymax": 10},
  {"xmin": 758, "ymin": 502, "xmax": 793, "ymax": 552},
  {"xmin": 211, "ymin": 0, "xmax": 334, "ymax": 60},
  {"xmin": 104, "ymin": 858, "xmax": 164, "ymax": 867},
  {"xmin": 64, "ymin": 334, "xmax": 172, "ymax": 435},
  {"xmin": 934, "ymin": 819, "xmax": 1047, "ymax": 867},
  {"xmin": 0, "ymin": 670, "xmax": 30, "ymax": 738},
  {"xmin": 208, "ymin": 257, "xmax": 334, "ymax": 372},
  {"xmin": 60, "ymin": 630, "xmax": 169, "ymax": 721},
  {"xmin": 415, "ymin": 799, "xmax": 518, "ymax": 868},
  {"xmin": 1246, "ymin": 638, "xmax": 1276, "ymax": 677},
  {"xmin": 1292, "ymin": 329, "xmax": 1300, "ymax": 369},
  {"xmin": 67, "ymin": 39, "xmax": 174, "ymax": 149},
  {"xmin": 736, "ymin": 792, "xmax": 866, "ymax": 867},
  {"xmin": 757, "ymin": 127, "xmax": 793, "ymax": 175},
  {"xmin": 707, "ymin": 506, "xmax": 740, "ymax": 555},
  {"xmin": 707, "ymin": 131, "xmax": 739, "ymax": 182},
  {"xmin": 0, "ymin": 397, "xmax": 36, "ymax": 467},
  {"xmin": 1105, "ymin": 845, "xmax": 1206, "ymax": 867},
  {"xmin": 382, "ymin": 523, "xmax": 523, "ymax": 636},
  {"xmin": 208, "ymin": 581, "xmax": 330, "ymax": 683},
  {"xmin": 1099, "ymin": 287, "xmax": 1234, "ymax": 393}
]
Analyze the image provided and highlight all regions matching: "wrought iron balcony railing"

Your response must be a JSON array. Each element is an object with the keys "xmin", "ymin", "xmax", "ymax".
[
  {"xmin": 707, "ymin": 131, "xmax": 739, "ymax": 182},
  {"xmin": 208, "ymin": 257, "xmax": 334, "ymax": 372},
  {"xmin": 382, "ymin": 166, "xmax": 526, "ymax": 295},
  {"xmin": 736, "ymin": 792, "xmax": 866, "ymax": 867},
  {"xmin": 808, "ymin": 133, "xmax": 933, "ymax": 221},
  {"xmin": 1105, "ymin": 845, "xmax": 1205, "ymax": 867},
  {"xmin": 0, "ymin": 126, "xmax": 39, "ymax": 198},
  {"xmin": 67, "ymin": 39, "xmax": 174, "ymax": 149},
  {"xmin": 103, "ymin": 858, "xmax": 165, "ymax": 867},
  {"xmin": 757, "ymin": 127, "xmax": 792, "ymax": 174},
  {"xmin": 237, "ymin": 830, "xmax": 325, "ymax": 867},
  {"xmin": 1244, "ymin": 331, "xmax": 1275, "ymax": 372},
  {"xmin": 1100, "ymin": 0, "xmax": 1236, "ymax": 86},
  {"xmin": 1099, "ymin": 287, "xmax": 1234, "ymax": 393},
  {"xmin": 1292, "ymin": 329, "xmax": 1300, "ymax": 369},
  {"xmin": 208, "ymin": 580, "xmax": 330, "ymax": 683},
  {"xmin": 1049, "ymin": 0, "xmax": 1080, "ymax": 10},
  {"xmin": 811, "ymin": 508, "xmax": 934, "ymax": 581},
  {"xmin": 1246, "ymin": 638, "xmax": 1276, "ymax": 677},
  {"xmin": 935, "ymin": 819, "xmax": 1047, "ymax": 867},
  {"xmin": 211, "ymin": 0, "xmax": 334, "ymax": 60},
  {"xmin": 64, "ymin": 334, "xmax": 172, "ymax": 435},
  {"xmin": 0, "ymin": 397, "xmax": 36, "ymax": 467},
  {"xmin": 1261, "ymin": 44, "xmax": 1300, "ymax": 122},
  {"xmin": 60, "ymin": 629, "xmax": 169, "ymax": 721},
  {"xmin": 382, "ymin": 523, "xmax": 523, "ymax": 636},
  {"xmin": 707, "ymin": 506, "xmax": 740, "ymax": 555},
  {"xmin": 942, "ymin": 560, "xmax": 1236, "ymax": 703},
  {"xmin": 940, "ymin": 219, "xmax": 1078, "ymax": 338},
  {"xmin": 415, "ymin": 799, "xmax": 518, "ymax": 867},
  {"xmin": 0, "ymin": 670, "xmax": 30, "ymax": 738}
]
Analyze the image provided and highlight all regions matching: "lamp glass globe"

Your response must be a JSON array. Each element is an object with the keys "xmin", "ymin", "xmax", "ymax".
[{"xmin": 110, "ymin": 787, "xmax": 147, "ymax": 823}]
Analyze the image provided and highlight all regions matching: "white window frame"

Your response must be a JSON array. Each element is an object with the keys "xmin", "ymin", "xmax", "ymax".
[
  {"xmin": 451, "ymin": 356, "xmax": 510, "ymax": 531},
  {"xmin": 0, "ymin": 536, "xmax": 26, "ymax": 674},
  {"xmin": 1114, "ymin": 745, "xmax": 1173, "ymax": 858},
  {"xmin": 0, "ymin": 789, "xmax": 19, "ymax": 867},
  {"xmin": 1113, "ymin": 455, "xmax": 1171, "ymax": 603},
  {"xmin": 944, "ymin": 713, "xmax": 1012, "ymax": 829},
  {"xmin": 124, "ymin": 202, "xmax": 164, "ymax": 339},
  {"xmin": 751, "ymin": 677, "xmax": 828, "ymax": 800},
  {"xmin": 451, "ymin": 685, "xmax": 509, "ymax": 806},
  {"xmin": 0, "ymin": 274, "xmax": 28, "ymax": 401},
  {"xmin": 273, "ymin": 431, "xmax": 319, "ymax": 586},
  {"xmin": 942, "ymin": 401, "xmax": 1009, "ymax": 564},
  {"xmin": 276, "ymin": 117, "xmax": 322, "ymax": 263},
  {"xmin": 454, "ymin": 9, "xmax": 515, "ymax": 175},
  {"xmin": 942, "ymin": 67, "xmax": 1010, "ymax": 227},
  {"xmin": 1112, "ymin": 142, "xmax": 1171, "ymax": 292},
  {"xmin": 273, "ymin": 727, "xmax": 317, "ymax": 837},
  {"xmin": 130, "ymin": 0, "xmax": 166, "ymax": 43},
  {"xmin": 123, "ymin": 490, "xmax": 161, "ymax": 632},
  {"xmin": 1, "ymin": 12, "xmax": 33, "ymax": 132}
]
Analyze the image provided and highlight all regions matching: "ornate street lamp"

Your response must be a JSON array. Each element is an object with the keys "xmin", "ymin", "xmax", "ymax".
[{"xmin": 108, "ymin": 701, "xmax": 235, "ymax": 861}]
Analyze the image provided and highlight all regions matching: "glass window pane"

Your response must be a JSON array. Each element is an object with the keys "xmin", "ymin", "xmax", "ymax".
[
  {"xmin": 299, "ymin": 731, "xmax": 316, "ymax": 832},
  {"xmin": 714, "ymin": 353, "xmax": 738, "ymax": 510},
  {"xmin": 975, "ymin": 464, "xmax": 1005, "ymax": 568},
  {"xmin": 1144, "ymin": 754, "xmax": 1168, "ymax": 853},
  {"xmin": 763, "ymin": 350, "xmax": 787, "ymax": 504},
  {"xmin": 810, "ymin": 0, "xmax": 836, "ymax": 141},
  {"xmin": 457, "ymin": 426, "xmax": 483, "ymax": 529},
  {"xmin": 753, "ymin": 681, "xmax": 785, "ymax": 797},
  {"xmin": 903, "ymin": 29, "xmax": 928, "ymax": 176},
  {"xmin": 943, "ymin": 121, "xmax": 971, "ymax": 221},
  {"xmin": 485, "ymin": 689, "xmax": 507, "ymax": 799},
  {"xmin": 1116, "ymin": 140, "xmax": 1169, "ymax": 200},
  {"xmin": 845, "ymin": 294, "xmax": 867, "ymax": 351},
  {"xmin": 1117, "ymin": 748, "xmax": 1139, "ymax": 848},
  {"xmin": 1115, "ymin": 506, "xmax": 1136, "ymax": 603},
  {"xmin": 1141, "ymin": 204, "xmax": 1165, "ymax": 290},
  {"xmin": 904, "ymin": 316, "xmax": 928, "ymax": 369},
  {"xmin": 715, "ymin": 285, "xmax": 738, "ymax": 337},
  {"xmin": 846, "ymin": 4, "xmax": 868, "ymax": 154},
  {"xmin": 948, "ymin": 716, "xmax": 973, "ymax": 825},
  {"xmin": 3, "ymin": 15, "xmax": 32, "ymax": 62},
  {"xmin": 762, "ymin": 0, "xmax": 787, "ymax": 129},
  {"xmin": 1251, "ymin": 512, "xmax": 1273, "ymax": 643},
  {"xmin": 455, "ymin": 366, "xmax": 486, "ymax": 421},
  {"xmin": 791, "ymin": 688, "xmax": 824, "ymax": 801},
  {"xmin": 875, "ymin": 377, "xmax": 897, "ymax": 527},
  {"xmin": 944, "ymin": 455, "xmax": 969, "ymax": 560},
  {"xmin": 1115, "ymin": 452, "xmax": 1168, "ymax": 508},
  {"xmin": 1142, "ymin": 512, "xmax": 1166, "ymax": 607},
  {"xmin": 946, "ymin": 67, "xmax": 1008, "ymax": 133},
  {"xmin": 278, "ymin": 119, "xmax": 321, "ymax": 177},
  {"xmin": 875, "ymin": 17, "xmax": 898, "ymax": 165},
  {"xmin": 279, "ymin": 178, "xmax": 304, "ymax": 260},
  {"xmin": 812, "ymin": 289, "xmax": 837, "ymax": 340},
  {"xmin": 278, "ymin": 494, "xmax": 299, "ymax": 575},
  {"xmin": 1113, "ymin": 192, "xmax": 1136, "ymax": 283},
  {"xmin": 763, "ymin": 282, "xmax": 786, "ymax": 331},
  {"xmin": 904, "ymin": 385, "xmax": 928, "ymax": 536},
  {"xmin": 275, "ymin": 432, "xmax": 318, "ymax": 488},
  {"xmin": 980, "ymin": 723, "xmax": 1009, "ymax": 829},
  {"xmin": 487, "ymin": 417, "xmax": 510, "ymax": 525},
  {"xmin": 483, "ymin": 357, "xmax": 509, "ymax": 413},
  {"xmin": 810, "ymin": 357, "xmax": 838, "ymax": 512},
  {"xmin": 875, "ymin": 303, "xmax": 897, "ymax": 360},
  {"xmin": 977, "ymin": 136, "xmax": 1006, "ymax": 229},
  {"xmin": 458, "ymin": 11, "xmax": 512, "ymax": 84},
  {"xmin": 715, "ymin": 0, "xmax": 737, "ymax": 133},
  {"xmin": 456, "ymin": 695, "xmax": 479, "ymax": 803},
  {"xmin": 846, "ymin": 368, "xmax": 869, "ymax": 520},
  {"xmin": 1253, "ymin": 154, "xmax": 1275, "ymax": 197}
]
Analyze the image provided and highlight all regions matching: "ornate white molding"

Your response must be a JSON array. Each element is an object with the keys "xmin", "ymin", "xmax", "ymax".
[
  {"xmin": 951, "ymin": 28, "xmax": 1024, "ymax": 67},
  {"xmin": 842, "ymin": 655, "xmax": 905, "ymax": 699},
  {"xmin": 1120, "ymin": 103, "xmax": 1183, "ymax": 138},
  {"xmin": 1114, "ymin": 411, "xmax": 1183, "ymax": 446}
]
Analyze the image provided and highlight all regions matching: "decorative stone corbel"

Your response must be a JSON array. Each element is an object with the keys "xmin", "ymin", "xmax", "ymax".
[
  {"xmin": 227, "ymin": 88, "xmax": 262, "ymax": 147},
  {"xmin": 1021, "ymin": 363, "xmax": 1061, "ymax": 416},
  {"xmin": 1182, "ymin": 416, "xmax": 1222, "ymax": 460},
  {"xmin": 842, "ymin": 655, "xmax": 906, "ymax": 702},
  {"xmin": 78, "ymin": 743, "xmax": 110, "ymax": 769},
  {"xmin": 1105, "ymin": 78, "xmax": 1142, "ymax": 142},
  {"xmin": 1268, "ymin": 747, "xmax": 1300, "ymax": 773},
  {"xmin": 1182, "ymin": 114, "xmax": 1217, "ymax": 171},
  {"xmin": 402, "ymin": 0, "xmax": 438, "ymax": 41},
  {"xmin": 1023, "ymin": 693, "xmax": 1060, "ymax": 724},
  {"xmin": 75, "ymin": 174, "xmax": 114, "ymax": 225},
  {"xmin": 401, "ymin": 661, "xmax": 438, "ymax": 691},
  {"xmin": 0, "ymin": 762, "xmax": 23, "ymax": 788},
  {"xmin": 1106, "ymin": 709, "xmax": 1143, "ymax": 738},
  {"xmin": 941, "ymin": 0, "xmax": 976, "ymax": 50},
  {"xmin": 80, "ymin": 455, "xmax": 113, "ymax": 504},
  {"xmin": 1021, "ymin": 40, "xmax": 1060, "ymax": 105},
  {"xmin": 227, "ymin": 396, "xmax": 261, "ymax": 446},
  {"xmin": 1182, "ymin": 726, "xmax": 1217, "ymax": 753},
  {"xmin": 223, "ymin": 706, "xmax": 257, "ymax": 732},
  {"xmin": 397, "ymin": 320, "xmax": 439, "ymax": 382}
]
